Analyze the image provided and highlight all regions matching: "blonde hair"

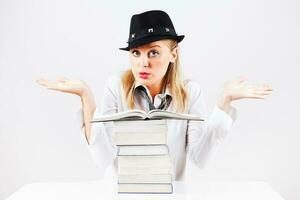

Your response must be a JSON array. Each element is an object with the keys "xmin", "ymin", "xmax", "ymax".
[{"xmin": 121, "ymin": 39, "xmax": 188, "ymax": 113}]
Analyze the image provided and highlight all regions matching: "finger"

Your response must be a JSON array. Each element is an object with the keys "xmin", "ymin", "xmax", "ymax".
[
  {"xmin": 39, "ymin": 80, "xmax": 60, "ymax": 89},
  {"xmin": 254, "ymin": 90, "xmax": 273, "ymax": 95},
  {"xmin": 45, "ymin": 83, "xmax": 68, "ymax": 91},
  {"xmin": 36, "ymin": 78, "xmax": 47, "ymax": 83},
  {"xmin": 36, "ymin": 78, "xmax": 51, "ymax": 87},
  {"xmin": 255, "ymin": 87, "xmax": 274, "ymax": 93},
  {"xmin": 255, "ymin": 84, "xmax": 273, "ymax": 90},
  {"xmin": 56, "ymin": 77, "xmax": 69, "ymax": 83},
  {"xmin": 262, "ymin": 84, "xmax": 273, "ymax": 91},
  {"xmin": 246, "ymin": 94, "xmax": 266, "ymax": 99},
  {"xmin": 46, "ymin": 87, "xmax": 63, "ymax": 92},
  {"xmin": 252, "ymin": 84, "xmax": 273, "ymax": 92},
  {"xmin": 248, "ymin": 91, "xmax": 274, "ymax": 99},
  {"xmin": 236, "ymin": 75, "xmax": 247, "ymax": 83}
]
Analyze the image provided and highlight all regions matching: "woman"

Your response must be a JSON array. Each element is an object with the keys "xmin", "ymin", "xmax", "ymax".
[{"xmin": 36, "ymin": 10, "xmax": 273, "ymax": 180}]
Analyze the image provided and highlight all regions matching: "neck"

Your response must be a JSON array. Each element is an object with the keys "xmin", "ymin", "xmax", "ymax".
[{"xmin": 147, "ymin": 80, "xmax": 164, "ymax": 99}]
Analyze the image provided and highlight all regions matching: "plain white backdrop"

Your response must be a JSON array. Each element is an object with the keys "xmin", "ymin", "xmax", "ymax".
[{"xmin": 0, "ymin": 0, "xmax": 299, "ymax": 199}]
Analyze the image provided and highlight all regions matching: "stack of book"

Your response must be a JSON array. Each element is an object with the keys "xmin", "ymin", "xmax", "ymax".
[
  {"xmin": 114, "ymin": 120, "xmax": 173, "ymax": 194},
  {"xmin": 91, "ymin": 109, "xmax": 204, "ymax": 194}
]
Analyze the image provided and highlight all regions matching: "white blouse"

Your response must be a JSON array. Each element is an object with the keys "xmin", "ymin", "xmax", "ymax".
[{"xmin": 78, "ymin": 73, "xmax": 237, "ymax": 181}]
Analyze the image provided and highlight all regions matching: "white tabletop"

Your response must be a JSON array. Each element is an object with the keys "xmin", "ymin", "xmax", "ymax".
[{"xmin": 6, "ymin": 180, "xmax": 285, "ymax": 200}]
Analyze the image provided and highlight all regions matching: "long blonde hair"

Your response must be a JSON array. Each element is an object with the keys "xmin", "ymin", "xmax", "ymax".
[{"xmin": 121, "ymin": 39, "xmax": 188, "ymax": 113}]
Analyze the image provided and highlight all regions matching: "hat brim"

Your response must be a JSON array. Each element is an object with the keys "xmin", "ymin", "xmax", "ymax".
[{"xmin": 119, "ymin": 35, "xmax": 185, "ymax": 51}]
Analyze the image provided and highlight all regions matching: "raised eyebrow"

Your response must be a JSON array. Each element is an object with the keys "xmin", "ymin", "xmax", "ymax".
[
  {"xmin": 131, "ymin": 45, "xmax": 161, "ymax": 51},
  {"xmin": 130, "ymin": 47, "xmax": 160, "ymax": 54},
  {"xmin": 148, "ymin": 45, "xmax": 161, "ymax": 48}
]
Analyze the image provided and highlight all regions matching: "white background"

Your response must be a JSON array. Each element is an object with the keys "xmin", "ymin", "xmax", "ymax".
[{"xmin": 0, "ymin": 0, "xmax": 299, "ymax": 200}]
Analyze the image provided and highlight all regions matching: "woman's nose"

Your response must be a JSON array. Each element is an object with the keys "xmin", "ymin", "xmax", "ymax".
[{"xmin": 140, "ymin": 54, "xmax": 149, "ymax": 68}]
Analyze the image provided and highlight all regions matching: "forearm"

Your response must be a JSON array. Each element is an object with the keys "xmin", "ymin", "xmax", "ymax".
[
  {"xmin": 217, "ymin": 94, "xmax": 232, "ymax": 114},
  {"xmin": 80, "ymin": 88, "xmax": 96, "ymax": 144}
]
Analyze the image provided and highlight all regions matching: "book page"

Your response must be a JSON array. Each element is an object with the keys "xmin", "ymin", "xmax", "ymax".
[
  {"xmin": 148, "ymin": 109, "xmax": 204, "ymax": 121},
  {"xmin": 91, "ymin": 109, "xmax": 148, "ymax": 122}
]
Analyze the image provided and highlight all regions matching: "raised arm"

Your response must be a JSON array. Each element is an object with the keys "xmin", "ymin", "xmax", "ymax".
[
  {"xmin": 217, "ymin": 76, "xmax": 273, "ymax": 113},
  {"xmin": 186, "ymin": 76, "xmax": 273, "ymax": 168},
  {"xmin": 36, "ymin": 77, "xmax": 96, "ymax": 144}
]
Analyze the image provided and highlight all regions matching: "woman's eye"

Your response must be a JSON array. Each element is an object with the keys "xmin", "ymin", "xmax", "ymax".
[
  {"xmin": 148, "ymin": 50, "xmax": 159, "ymax": 57},
  {"xmin": 131, "ymin": 50, "xmax": 140, "ymax": 57}
]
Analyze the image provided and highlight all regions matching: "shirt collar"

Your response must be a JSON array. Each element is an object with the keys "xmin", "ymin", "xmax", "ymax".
[{"xmin": 134, "ymin": 81, "xmax": 172, "ymax": 98}]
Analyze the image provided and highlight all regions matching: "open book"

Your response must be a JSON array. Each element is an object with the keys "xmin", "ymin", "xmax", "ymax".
[{"xmin": 91, "ymin": 109, "xmax": 204, "ymax": 122}]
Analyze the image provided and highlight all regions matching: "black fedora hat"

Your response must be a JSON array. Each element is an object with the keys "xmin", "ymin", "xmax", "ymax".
[{"xmin": 119, "ymin": 10, "xmax": 185, "ymax": 51}]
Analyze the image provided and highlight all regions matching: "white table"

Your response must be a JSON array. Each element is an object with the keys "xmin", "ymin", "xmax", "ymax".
[{"xmin": 6, "ymin": 180, "xmax": 285, "ymax": 200}]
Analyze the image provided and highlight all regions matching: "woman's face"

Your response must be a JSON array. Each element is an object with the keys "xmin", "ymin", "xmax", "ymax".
[{"xmin": 129, "ymin": 40, "xmax": 177, "ymax": 90}]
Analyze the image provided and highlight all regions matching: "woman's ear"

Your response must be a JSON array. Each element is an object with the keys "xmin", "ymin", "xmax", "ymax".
[{"xmin": 170, "ymin": 47, "xmax": 178, "ymax": 63}]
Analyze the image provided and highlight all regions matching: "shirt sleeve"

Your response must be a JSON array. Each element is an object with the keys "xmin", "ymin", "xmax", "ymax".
[
  {"xmin": 186, "ymin": 81, "xmax": 237, "ymax": 169},
  {"xmin": 76, "ymin": 76, "xmax": 119, "ymax": 173}
]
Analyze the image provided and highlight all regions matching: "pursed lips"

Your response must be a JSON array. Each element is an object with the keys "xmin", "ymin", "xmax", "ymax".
[{"xmin": 139, "ymin": 72, "xmax": 151, "ymax": 79}]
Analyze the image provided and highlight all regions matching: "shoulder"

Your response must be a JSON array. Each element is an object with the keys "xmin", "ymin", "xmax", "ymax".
[
  {"xmin": 105, "ymin": 71, "xmax": 124, "ymax": 89},
  {"xmin": 101, "ymin": 72, "xmax": 126, "ymax": 98},
  {"xmin": 183, "ymin": 79, "xmax": 206, "ymax": 113},
  {"xmin": 106, "ymin": 71, "xmax": 123, "ymax": 84},
  {"xmin": 184, "ymin": 78, "xmax": 202, "ymax": 97}
]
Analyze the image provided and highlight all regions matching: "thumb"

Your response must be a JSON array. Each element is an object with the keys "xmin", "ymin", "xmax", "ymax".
[
  {"xmin": 36, "ymin": 78, "xmax": 49, "ymax": 86},
  {"xmin": 236, "ymin": 75, "xmax": 247, "ymax": 83},
  {"xmin": 56, "ymin": 77, "xmax": 69, "ymax": 83}
]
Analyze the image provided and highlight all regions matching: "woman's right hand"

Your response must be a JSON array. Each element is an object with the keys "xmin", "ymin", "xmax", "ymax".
[
  {"xmin": 36, "ymin": 77, "xmax": 88, "ymax": 97},
  {"xmin": 36, "ymin": 77, "xmax": 96, "ymax": 144}
]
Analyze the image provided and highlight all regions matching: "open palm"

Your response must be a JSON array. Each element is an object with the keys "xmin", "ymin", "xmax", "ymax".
[
  {"xmin": 223, "ymin": 76, "xmax": 273, "ymax": 101},
  {"xmin": 36, "ymin": 77, "xmax": 87, "ymax": 96}
]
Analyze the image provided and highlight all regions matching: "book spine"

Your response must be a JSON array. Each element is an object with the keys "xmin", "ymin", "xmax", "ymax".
[
  {"xmin": 114, "ymin": 120, "xmax": 173, "ymax": 194},
  {"xmin": 117, "ymin": 144, "xmax": 169, "ymax": 156}
]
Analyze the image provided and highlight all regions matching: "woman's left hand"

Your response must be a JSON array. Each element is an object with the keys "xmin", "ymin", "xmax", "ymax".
[
  {"xmin": 217, "ymin": 76, "xmax": 273, "ymax": 113},
  {"xmin": 221, "ymin": 76, "xmax": 273, "ymax": 102}
]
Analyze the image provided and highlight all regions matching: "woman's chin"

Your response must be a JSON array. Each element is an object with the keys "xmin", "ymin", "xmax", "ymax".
[{"xmin": 137, "ymin": 77, "xmax": 151, "ymax": 85}]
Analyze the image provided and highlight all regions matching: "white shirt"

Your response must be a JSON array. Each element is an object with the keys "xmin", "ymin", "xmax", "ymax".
[{"xmin": 78, "ymin": 73, "xmax": 237, "ymax": 181}]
